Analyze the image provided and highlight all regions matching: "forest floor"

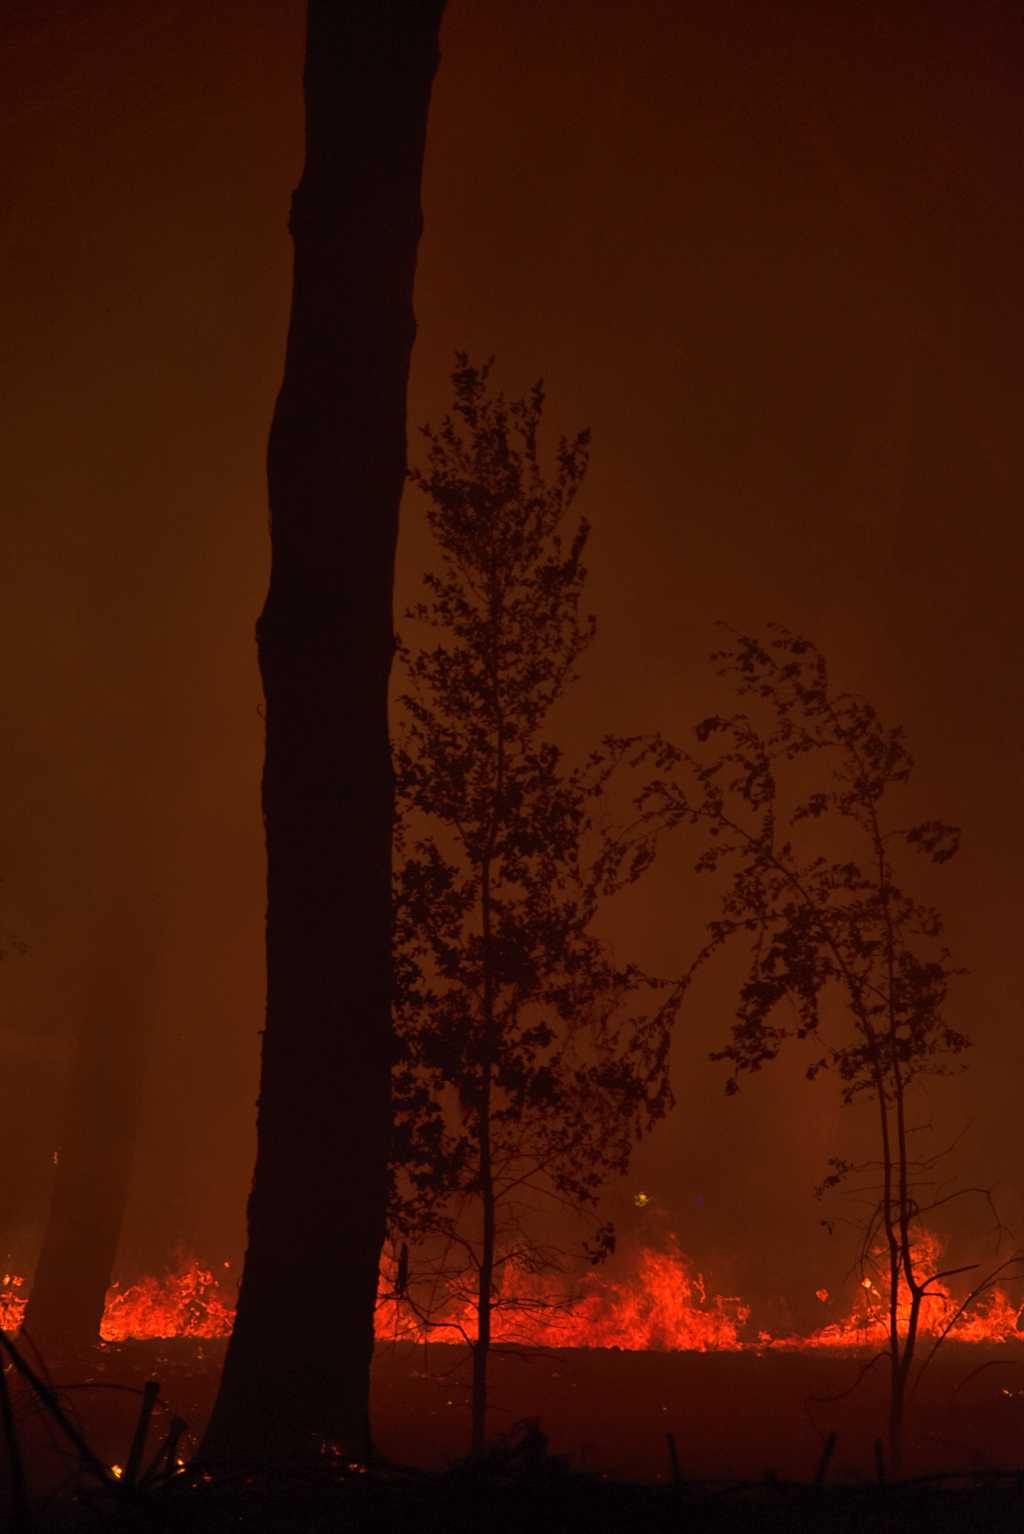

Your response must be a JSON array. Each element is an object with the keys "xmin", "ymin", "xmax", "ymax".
[{"xmin": 3, "ymin": 1334, "xmax": 1023, "ymax": 1529}]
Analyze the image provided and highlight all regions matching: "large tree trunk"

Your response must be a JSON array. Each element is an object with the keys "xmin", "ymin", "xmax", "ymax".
[
  {"xmin": 22, "ymin": 904, "xmax": 155, "ymax": 1349},
  {"xmin": 200, "ymin": 1, "xmax": 445, "ymax": 1465}
]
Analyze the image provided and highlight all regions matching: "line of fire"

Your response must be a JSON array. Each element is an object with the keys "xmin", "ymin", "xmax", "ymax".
[{"xmin": 3, "ymin": 1, "xmax": 1024, "ymax": 1529}]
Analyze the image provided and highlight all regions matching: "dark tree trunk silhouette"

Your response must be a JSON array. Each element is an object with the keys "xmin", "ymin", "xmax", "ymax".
[
  {"xmin": 200, "ymin": 1, "xmax": 444, "ymax": 1465},
  {"xmin": 23, "ymin": 906, "xmax": 155, "ymax": 1348}
]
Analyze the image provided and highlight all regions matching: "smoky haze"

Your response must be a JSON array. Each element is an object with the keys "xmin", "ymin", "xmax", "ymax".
[{"xmin": 1, "ymin": 0, "xmax": 1021, "ymax": 1331}]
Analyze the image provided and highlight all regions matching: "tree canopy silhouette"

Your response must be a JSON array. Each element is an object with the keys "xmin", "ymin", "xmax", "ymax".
[
  {"xmin": 637, "ymin": 624, "xmax": 1003, "ymax": 1471},
  {"xmin": 389, "ymin": 356, "xmax": 678, "ymax": 1457}
]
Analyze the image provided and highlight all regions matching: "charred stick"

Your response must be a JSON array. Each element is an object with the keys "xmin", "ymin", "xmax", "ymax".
[
  {"xmin": 813, "ymin": 1430, "xmax": 837, "ymax": 1489},
  {"xmin": 665, "ymin": 1431, "xmax": 684, "ymax": 1493},
  {"xmin": 0, "ymin": 1329, "xmax": 113, "ymax": 1492},
  {"xmin": 140, "ymin": 1414, "xmax": 187, "ymax": 1488},
  {"xmin": 0, "ymin": 1354, "xmax": 30, "ymax": 1532},
  {"xmin": 124, "ymin": 1378, "xmax": 160, "ymax": 1486}
]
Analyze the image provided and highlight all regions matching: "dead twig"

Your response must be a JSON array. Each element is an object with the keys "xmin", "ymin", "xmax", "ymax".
[{"xmin": 0, "ymin": 1354, "xmax": 30, "ymax": 1532}]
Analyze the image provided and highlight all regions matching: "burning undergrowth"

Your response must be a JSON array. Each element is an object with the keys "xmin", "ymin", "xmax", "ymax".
[
  {"xmin": 4, "ymin": 1228, "xmax": 1022, "ymax": 1351},
  {"xmin": 3, "ymin": 1234, "xmax": 1024, "ymax": 1493}
]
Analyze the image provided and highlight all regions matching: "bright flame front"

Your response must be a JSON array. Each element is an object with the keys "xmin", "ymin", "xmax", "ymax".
[{"xmin": 2, "ymin": 1229, "xmax": 1021, "ymax": 1350}]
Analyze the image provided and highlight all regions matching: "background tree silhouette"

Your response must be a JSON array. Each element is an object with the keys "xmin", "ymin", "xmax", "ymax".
[
  {"xmin": 639, "ymin": 625, "xmax": 1022, "ymax": 1471},
  {"xmin": 22, "ymin": 900, "xmax": 157, "ymax": 1350},
  {"xmin": 389, "ymin": 356, "xmax": 678, "ymax": 1458},
  {"xmin": 0, "ymin": 911, "xmax": 31, "ymax": 1276},
  {"xmin": 200, "ymin": 0, "xmax": 446, "ymax": 1467}
]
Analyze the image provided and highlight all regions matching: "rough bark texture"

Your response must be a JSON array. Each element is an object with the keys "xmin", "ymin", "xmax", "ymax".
[{"xmin": 200, "ymin": 0, "xmax": 445, "ymax": 1465}]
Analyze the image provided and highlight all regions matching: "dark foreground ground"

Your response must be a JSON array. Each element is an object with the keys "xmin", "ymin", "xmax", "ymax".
[
  {"xmin": 3, "ymin": 1334, "xmax": 1023, "ymax": 1529},
  {"xmin": 9, "ymin": 1463, "xmax": 1024, "ymax": 1534}
]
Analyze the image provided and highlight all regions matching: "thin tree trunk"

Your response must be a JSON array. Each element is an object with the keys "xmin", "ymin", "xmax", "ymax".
[
  {"xmin": 23, "ymin": 906, "xmax": 155, "ymax": 1349},
  {"xmin": 471, "ymin": 710, "xmax": 501, "ymax": 1460},
  {"xmin": 470, "ymin": 1066, "xmax": 495, "ymax": 1459},
  {"xmin": 889, "ymin": 1362, "xmax": 906, "ymax": 1476},
  {"xmin": 200, "ymin": 0, "xmax": 444, "ymax": 1466},
  {"xmin": 467, "ymin": 571, "xmax": 506, "ymax": 1459}
]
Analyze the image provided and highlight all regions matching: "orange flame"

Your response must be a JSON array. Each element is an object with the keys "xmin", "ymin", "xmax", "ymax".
[
  {"xmin": 2, "ymin": 1229, "xmax": 1020, "ymax": 1350},
  {"xmin": 375, "ymin": 1236, "xmax": 750, "ymax": 1350},
  {"xmin": 0, "ymin": 1272, "xmax": 26, "ymax": 1332},
  {"xmin": 796, "ymin": 1228, "xmax": 1024, "ymax": 1351},
  {"xmin": 99, "ymin": 1258, "xmax": 235, "ymax": 1341}
]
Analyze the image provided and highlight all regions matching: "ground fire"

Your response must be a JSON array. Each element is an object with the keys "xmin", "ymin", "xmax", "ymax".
[{"xmin": 2, "ymin": 1229, "xmax": 1021, "ymax": 1350}]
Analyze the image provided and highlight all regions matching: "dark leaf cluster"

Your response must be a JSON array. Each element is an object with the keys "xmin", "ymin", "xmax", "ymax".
[{"xmin": 634, "ymin": 624, "xmax": 968, "ymax": 1113}]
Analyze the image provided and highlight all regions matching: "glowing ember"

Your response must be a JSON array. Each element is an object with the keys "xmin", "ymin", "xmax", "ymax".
[
  {"xmin": 1, "ymin": 1272, "xmax": 26, "ymax": 1331},
  {"xmin": 2, "ymin": 1229, "xmax": 1021, "ymax": 1350}
]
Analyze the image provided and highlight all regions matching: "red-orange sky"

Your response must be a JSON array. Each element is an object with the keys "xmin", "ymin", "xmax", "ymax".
[{"xmin": 2, "ymin": 1, "xmax": 1021, "ymax": 1324}]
